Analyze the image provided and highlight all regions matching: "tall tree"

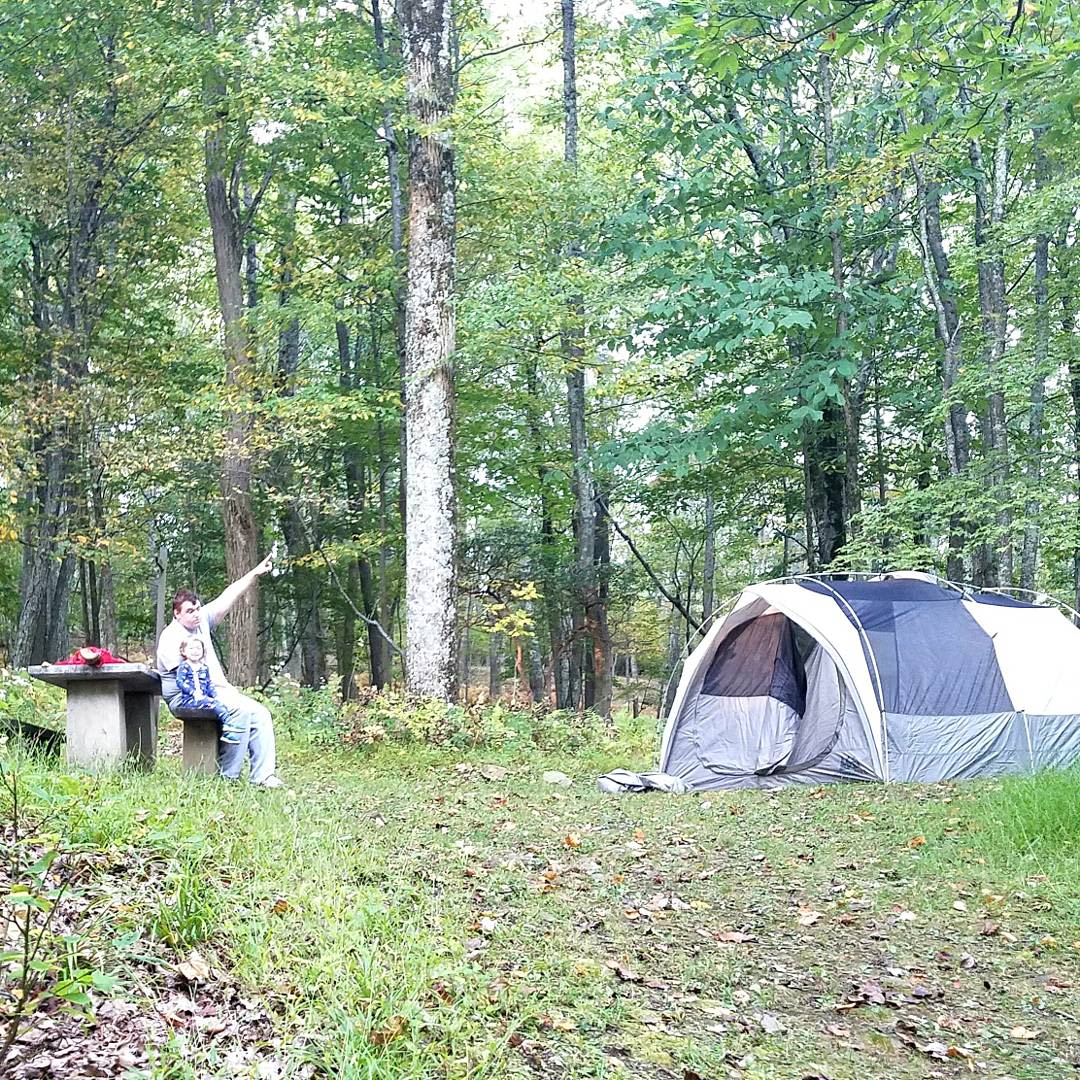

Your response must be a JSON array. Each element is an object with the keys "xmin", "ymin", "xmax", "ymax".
[
  {"xmin": 562, "ymin": 0, "xmax": 612, "ymax": 717},
  {"xmin": 401, "ymin": 0, "xmax": 457, "ymax": 700},
  {"xmin": 200, "ymin": 4, "xmax": 264, "ymax": 684}
]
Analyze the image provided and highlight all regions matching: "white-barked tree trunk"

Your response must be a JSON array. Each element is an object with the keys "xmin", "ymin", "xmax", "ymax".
[{"xmin": 401, "ymin": 0, "xmax": 457, "ymax": 701}]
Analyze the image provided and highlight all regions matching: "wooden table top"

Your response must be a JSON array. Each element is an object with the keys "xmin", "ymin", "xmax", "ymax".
[{"xmin": 28, "ymin": 663, "xmax": 162, "ymax": 692}]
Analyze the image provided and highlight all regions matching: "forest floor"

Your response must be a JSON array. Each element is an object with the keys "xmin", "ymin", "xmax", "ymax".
[{"xmin": 2, "ymin": 711, "xmax": 1079, "ymax": 1080}]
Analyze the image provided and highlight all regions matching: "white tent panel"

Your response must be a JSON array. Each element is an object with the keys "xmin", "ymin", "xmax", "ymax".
[{"xmin": 963, "ymin": 601, "xmax": 1080, "ymax": 713}]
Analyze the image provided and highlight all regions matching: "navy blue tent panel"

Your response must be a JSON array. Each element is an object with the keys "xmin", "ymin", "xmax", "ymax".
[
  {"xmin": 799, "ymin": 580, "xmax": 1013, "ymax": 715},
  {"xmin": 702, "ymin": 613, "xmax": 807, "ymax": 715},
  {"xmin": 967, "ymin": 591, "xmax": 1046, "ymax": 608}
]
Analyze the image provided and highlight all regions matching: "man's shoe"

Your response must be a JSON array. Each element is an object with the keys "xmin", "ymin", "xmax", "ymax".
[{"xmin": 257, "ymin": 775, "xmax": 285, "ymax": 789}]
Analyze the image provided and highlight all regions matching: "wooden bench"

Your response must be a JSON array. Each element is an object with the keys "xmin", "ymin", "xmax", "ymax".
[{"xmin": 27, "ymin": 665, "xmax": 222, "ymax": 775}]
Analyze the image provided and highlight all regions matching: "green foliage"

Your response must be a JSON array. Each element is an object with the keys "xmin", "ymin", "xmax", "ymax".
[
  {"xmin": 0, "ymin": 760, "xmax": 118, "ymax": 1070},
  {"xmin": 340, "ymin": 690, "xmax": 618, "ymax": 753},
  {"xmin": 0, "ymin": 669, "xmax": 65, "ymax": 732}
]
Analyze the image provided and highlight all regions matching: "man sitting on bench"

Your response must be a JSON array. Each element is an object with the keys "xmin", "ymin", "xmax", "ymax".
[{"xmin": 156, "ymin": 554, "xmax": 283, "ymax": 788}]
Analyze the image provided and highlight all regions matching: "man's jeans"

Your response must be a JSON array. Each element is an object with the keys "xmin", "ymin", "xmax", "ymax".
[{"xmin": 162, "ymin": 675, "xmax": 276, "ymax": 783}]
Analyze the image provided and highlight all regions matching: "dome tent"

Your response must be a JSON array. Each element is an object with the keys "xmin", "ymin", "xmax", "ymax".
[{"xmin": 647, "ymin": 573, "xmax": 1080, "ymax": 791}]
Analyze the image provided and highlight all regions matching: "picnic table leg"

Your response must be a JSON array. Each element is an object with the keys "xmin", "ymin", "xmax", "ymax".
[
  {"xmin": 124, "ymin": 692, "xmax": 159, "ymax": 769},
  {"xmin": 66, "ymin": 680, "xmax": 126, "ymax": 771},
  {"xmin": 182, "ymin": 715, "xmax": 220, "ymax": 775}
]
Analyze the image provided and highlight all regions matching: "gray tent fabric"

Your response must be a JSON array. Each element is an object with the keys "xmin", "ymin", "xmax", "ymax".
[
  {"xmin": 596, "ymin": 769, "xmax": 688, "ymax": 794},
  {"xmin": 606, "ymin": 573, "xmax": 1080, "ymax": 793}
]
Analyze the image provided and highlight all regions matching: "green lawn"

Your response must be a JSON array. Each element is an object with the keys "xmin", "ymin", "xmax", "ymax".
[{"xmin": 2, "ymin": 708, "xmax": 1079, "ymax": 1079}]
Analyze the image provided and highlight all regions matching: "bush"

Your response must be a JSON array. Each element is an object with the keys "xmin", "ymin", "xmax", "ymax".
[
  {"xmin": 255, "ymin": 677, "xmax": 637, "ymax": 755},
  {"xmin": 256, "ymin": 678, "xmax": 345, "ymax": 746},
  {"xmin": 0, "ymin": 667, "xmax": 65, "ymax": 733}
]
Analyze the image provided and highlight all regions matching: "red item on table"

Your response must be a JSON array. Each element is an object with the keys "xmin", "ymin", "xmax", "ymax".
[{"xmin": 54, "ymin": 646, "xmax": 129, "ymax": 667}]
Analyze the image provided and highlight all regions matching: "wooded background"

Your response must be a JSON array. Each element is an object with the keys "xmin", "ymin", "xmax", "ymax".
[{"xmin": 2, "ymin": 0, "xmax": 1078, "ymax": 716}]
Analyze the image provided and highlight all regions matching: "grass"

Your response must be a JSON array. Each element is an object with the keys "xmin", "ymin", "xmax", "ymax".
[{"xmin": 2, "ymin": 708, "xmax": 1079, "ymax": 1079}]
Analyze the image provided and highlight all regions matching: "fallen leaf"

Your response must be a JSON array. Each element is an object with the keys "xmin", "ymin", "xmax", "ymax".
[
  {"xmin": 980, "ymin": 920, "xmax": 1001, "ymax": 936},
  {"xmin": 952, "ymin": 900, "xmax": 968, "ymax": 912},
  {"xmin": 478, "ymin": 763, "xmax": 508, "ymax": 782},
  {"xmin": 270, "ymin": 897, "xmax": 289, "ymax": 914},
  {"xmin": 177, "ymin": 950, "xmax": 212, "ymax": 983},
  {"xmin": 543, "ymin": 771, "xmax": 572, "ymax": 787},
  {"xmin": 564, "ymin": 832, "xmax": 582, "ymax": 849},
  {"xmin": 917, "ymin": 1040, "xmax": 949, "ymax": 1059},
  {"xmin": 543, "ymin": 1014, "xmax": 575, "ymax": 1032},
  {"xmin": 755, "ymin": 1011, "xmax": 786, "ymax": 1035},
  {"xmin": 371, "ymin": 1015, "xmax": 407, "ymax": 1046},
  {"xmin": 716, "ymin": 931, "xmax": 756, "ymax": 944},
  {"xmin": 633, "ymin": 827, "xmax": 646, "ymax": 843},
  {"xmin": 796, "ymin": 906, "xmax": 822, "ymax": 926},
  {"xmin": 1009, "ymin": 1025, "xmax": 1040, "ymax": 1041},
  {"xmin": 907, "ymin": 835, "xmax": 927, "ymax": 848}
]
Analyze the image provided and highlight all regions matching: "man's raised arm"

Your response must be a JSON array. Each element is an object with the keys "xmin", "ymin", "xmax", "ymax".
[{"xmin": 202, "ymin": 553, "xmax": 274, "ymax": 627}]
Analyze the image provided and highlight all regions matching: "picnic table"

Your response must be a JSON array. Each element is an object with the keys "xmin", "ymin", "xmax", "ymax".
[{"xmin": 28, "ymin": 662, "xmax": 160, "ymax": 771}]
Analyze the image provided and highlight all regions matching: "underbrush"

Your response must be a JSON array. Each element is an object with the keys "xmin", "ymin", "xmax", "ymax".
[
  {"xmin": 261, "ymin": 678, "xmax": 656, "ymax": 762},
  {"xmin": 0, "ymin": 667, "xmax": 65, "ymax": 732}
]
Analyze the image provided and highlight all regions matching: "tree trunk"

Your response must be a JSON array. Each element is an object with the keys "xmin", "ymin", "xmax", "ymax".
[
  {"xmin": 590, "ymin": 486, "xmax": 614, "ymax": 718},
  {"xmin": 702, "ymin": 492, "xmax": 715, "ymax": 623},
  {"xmin": 339, "ymin": 560, "xmax": 360, "ymax": 700},
  {"xmin": 970, "ymin": 123, "xmax": 1012, "ymax": 585},
  {"xmin": 1020, "ymin": 136, "xmax": 1050, "ymax": 593},
  {"xmin": 153, "ymin": 543, "xmax": 168, "ymax": 644},
  {"xmin": 401, "ymin": 0, "xmax": 457, "ymax": 701},
  {"xmin": 370, "ymin": 0, "xmax": 409, "ymax": 533},
  {"xmin": 528, "ymin": 632, "xmax": 546, "ymax": 702},
  {"xmin": 912, "ymin": 144, "xmax": 969, "ymax": 581},
  {"xmin": 817, "ymin": 52, "xmax": 860, "ymax": 532},
  {"xmin": 661, "ymin": 598, "xmax": 682, "ymax": 719},
  {"xmin": 526, "ymin": 352, "xmax": 569, "ymax": 707},
  {"xmin": 203, "ymin": 19, "xmax": 260, "ymax": 684},
  {"xmin": 274, "ymin": 189, "xmax": 326, "ymax": 687},
  {"xmin": 488, "ymin": 632, "xmax": 503, "ymax": 700},
  {"xmin": 804, "ymin": 411, "xmax": 846, "ymax": 567},
  {"xmin": 562, "ymin": 0, "xmax": 610, "ymax": 715},
  {"xmin": 13, "ymin": 429, "xmax": 76, "ymax": 666}
]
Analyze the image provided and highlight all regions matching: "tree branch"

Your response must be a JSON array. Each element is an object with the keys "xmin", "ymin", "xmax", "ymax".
[{"xmin": 599, "ymin": 499, "xmax": 701, "ymax": 631}]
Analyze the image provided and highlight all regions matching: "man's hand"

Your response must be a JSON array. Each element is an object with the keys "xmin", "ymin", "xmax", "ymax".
[{"xmin": 205, "ymin": 551, "xmax": 275, "ymax": 622}]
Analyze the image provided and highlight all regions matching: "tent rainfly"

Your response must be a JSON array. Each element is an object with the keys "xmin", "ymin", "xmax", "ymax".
[{"xmin": 612, "ymin": 573, "xmax": 1080, "ymax": 792}]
